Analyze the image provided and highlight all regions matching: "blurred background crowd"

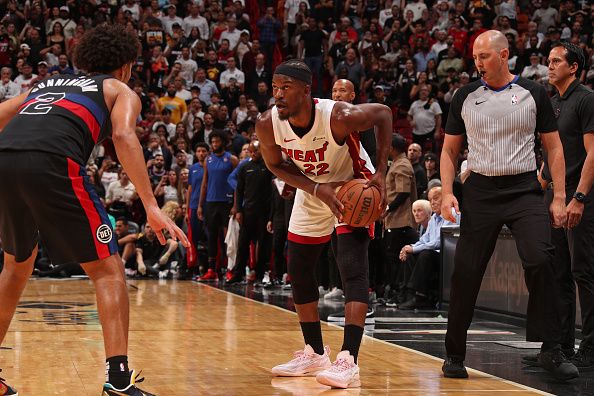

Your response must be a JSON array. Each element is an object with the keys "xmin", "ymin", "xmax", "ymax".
[{"xmin": 0, "ymin": 0, "xmax": 591, "ymax": 309}]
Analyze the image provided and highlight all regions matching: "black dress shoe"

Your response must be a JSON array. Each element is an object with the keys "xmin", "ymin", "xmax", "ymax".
[
  {"xmin": 539, "ymin": 348, "xmax": 579, "ymax": 380},
  {"xmin": 522, "ymin": 346, "xmax": 574, "ymax": 367},
  {"xmin": 571, "ymin": 345, "xmax": 594, "ymax": 372},
  {"xmin": 442, "ymin": 357, "xmax": 468, "ymax": 378},
  {"xmin": 398, "ymin": 295, "xmax": 433, "ymax": 310}
]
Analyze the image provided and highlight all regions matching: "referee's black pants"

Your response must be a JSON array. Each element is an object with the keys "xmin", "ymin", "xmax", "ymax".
[
  {"xmin": 546, "ymin": 189, "xmax": 594, "ymax": 350},
  {"xmin": 445, "ymin": 172, "xmax": 560, "ymax": 359}
]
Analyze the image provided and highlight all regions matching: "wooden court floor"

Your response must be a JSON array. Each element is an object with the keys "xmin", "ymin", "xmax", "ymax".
[{"xmin": 0, "ymin": 279, "xmax": 550, "ymax": 395}]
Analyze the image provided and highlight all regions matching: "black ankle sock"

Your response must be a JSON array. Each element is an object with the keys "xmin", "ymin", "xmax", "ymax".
[
  {"xmin": 300, "ymin": 321, "xmax": 324, "ymax": 355},
  {"xmin": 106, "ymin": 355, "xmax": 130, "ymax": 389},
  {"xmin": 541, "ymin": 342, "xmax": 560, "ymax": 353},
  {"xmin": 342, "ymin": 324, "xmax": 364, "ymax": 363},
  {"xmin": 208, "ymin": 259, "xmax": 216, "ymax": 270}
]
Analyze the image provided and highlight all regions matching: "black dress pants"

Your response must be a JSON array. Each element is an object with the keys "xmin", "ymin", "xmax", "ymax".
[
  {"xmin": 546, "ymin": 189, "xmax": 594, "ymax": 349},
  {"xmin": 445, "ymin": 172, "xmax": 561, "ymax": 359},
  {"xmin": 384, "ymin": 226, "xmax": 418, "ymax": 290},
  {"xmin": 232, "ymin": 209, "xmax": 271, "ymax": 280},
  {"xmin": 407, "ymin": 250, "xmax": 440, "ymax": 296}
]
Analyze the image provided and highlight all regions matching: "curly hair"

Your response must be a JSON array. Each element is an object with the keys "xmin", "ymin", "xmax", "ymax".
[{"xmin": 73, "ymin": 24, "xmax": 139, "ymax": 74}]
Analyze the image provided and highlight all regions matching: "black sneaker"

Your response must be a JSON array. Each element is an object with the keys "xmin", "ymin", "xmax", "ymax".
[
  {"xmin": 442, "ymin": 357, "xmax": 468, "ymax": 378},
  {"xmin": 538, "ymin": 348, "xmax": 579, "ymax": 380},
  {"xmin": 102, "ymin": 370, "xmax": 155, "ymax": 396},
  {"xmin": 0, "ymin": 369, "xmax": 17, "ymax": 396},
  {"xmin": 522, "ymin": 346, "xmax": 575, "ymax": 367},
  {"xmin": 571, "ymin": 345, "xmax": 594, "ymax": 372}
]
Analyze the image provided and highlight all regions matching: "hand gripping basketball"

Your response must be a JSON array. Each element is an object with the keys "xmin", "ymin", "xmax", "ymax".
[{"xmin": 314, "ymin": 181, "xmax": 346, "ymax": 222}]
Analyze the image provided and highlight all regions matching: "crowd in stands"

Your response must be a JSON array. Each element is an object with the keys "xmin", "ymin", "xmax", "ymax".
[{"xmin": 0, "ymin": 0, "xmax": 592, "ymax": 309}]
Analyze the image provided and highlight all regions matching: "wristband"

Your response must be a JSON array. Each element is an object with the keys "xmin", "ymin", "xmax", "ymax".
[{"xmin": 313, "ymin": 183, "xmax": 320, "ymax": 197}]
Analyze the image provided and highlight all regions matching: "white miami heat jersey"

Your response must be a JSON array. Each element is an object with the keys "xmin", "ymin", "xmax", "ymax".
[{"xmin": 271, "ymin": 98, "xmax": 375, "ymax": 238}]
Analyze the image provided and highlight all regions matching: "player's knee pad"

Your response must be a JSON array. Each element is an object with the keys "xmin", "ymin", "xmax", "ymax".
[
  {"xmin": 335, "ymin": 229, "xmax": 370, "ymax": 304},
  {"xmin": 288, "ymin": 240, "xmax": 325, "ymax": 305}
]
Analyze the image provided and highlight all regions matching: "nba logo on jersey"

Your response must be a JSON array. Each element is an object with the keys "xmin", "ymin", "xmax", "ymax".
[
  {"xmin": 511, "ymin": 94, "xmax": 518, "ymax": 105},
  {"xmin": 96, "ymin": 224, "xmax": 113, "ymax": 244}
]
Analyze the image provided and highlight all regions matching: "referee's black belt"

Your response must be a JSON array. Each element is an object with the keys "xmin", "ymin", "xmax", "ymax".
[{"xmin": 470, "ymin": 171, "xmax": 537, "ymax": 189}]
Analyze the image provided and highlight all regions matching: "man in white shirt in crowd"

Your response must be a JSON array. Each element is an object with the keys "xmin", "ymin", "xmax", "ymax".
[
  {"xmin": 408, "ymin": 85, "xmax": 442, "ymax": 153},
  {"xmin": 161, "ymin": 4, "xmax": 183, "ymax": 36},
  {"xmin": 0, "ymin": 67, "xmax": 19, "ymax": 102},
  {"xmin": 13, "ymin": 63, "xmax": 37, "ymax": 93},
  {"xmin": 177, "ymin": 47, "xmax": 197, "ymax": 87},
  {"xmin": 183, "ymin": 3, "xmax": 209, "ymax": 40},
  {"xmin": 219, "ymin": 57, "xmax": 245, "ymax": 90},
  {"xmin": 174, "ymin": 75, "xmax": 192, "ymax": 103},
  {"xmin": 521, "ymin": 51, "xmax": 549, "ymax": 84},
  {"xmin": 121, "ymin": 0, "xmax": 140, "ymax": 21},
  {"xmin": 220, "ymin": 17, "xmax": 241, "ymax": 50},
  {"xmin": 404, "ymin": 0, "xmax": 427, "ymax": 22}
]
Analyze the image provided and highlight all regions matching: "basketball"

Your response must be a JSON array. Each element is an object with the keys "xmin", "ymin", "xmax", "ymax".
[{"xmin": 337, "ymin": 179, "xmax": 383, "ymax": 227}]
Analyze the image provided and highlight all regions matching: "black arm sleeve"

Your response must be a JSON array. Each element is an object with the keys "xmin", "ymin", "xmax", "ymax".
[{"xmin": 388, "ymin": 192, "xmax": 410, "ymax": 212}]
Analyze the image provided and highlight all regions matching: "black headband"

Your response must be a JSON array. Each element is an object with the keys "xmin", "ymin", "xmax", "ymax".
[{"xmin": 274, "ymin": 62, "xmax": 312, "ymax": 85}]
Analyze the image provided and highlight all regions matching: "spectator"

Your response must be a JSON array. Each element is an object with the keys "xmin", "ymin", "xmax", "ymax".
[
  {"xmin": 152, "ymin": 109, "xmax": 176, "ymax": 138},
  {"xmin": 53, "ymin": 6, "xmax": 76, "ymax": 41},
  {"xmin": 220, "ymin": 17, "xmax": 241, "ymax": 50},
  {"xmin": 154, "ymin": 169, "xmax": 180, "ymax": 205},
  {"xmin": 13, "ymin": 62, "xmax": 36, "ymax": 93},
  {"xmin": 398, "ymin": 186, "xmax": 459, "ymax": 309},
  {"xmin": 256, "ymin": 7, "xmax": 281, "ymax": 71},
  {"xmin": 219, "ymin": 57, "xmax": 245, "ymax": 90},
  {"xmin": 333, "ymin": 47, "xmax": 365, "ymax": 93},
  {"xmin": 205, "ymin": 49, "xmax": 225, "ymax": 85},
  {"xmin": 245, "ymin": 53, "xmax": 271, "ymax": 95},
  {"xmin": 178, "ymin": 47, "xmax": 198, "ymax": 87},
  {"xmin": 521, "ymin": 52, "xmax": 549, "ymax": 84},
  {"xmin": 135, "ymin": 223, "xmax": 178, "ymax": 278},
  {"xmin": 106, "ymin": 168, "xmax": 138, "ymax": 220},
  {"xmin": 407, "ymin": 143, "xmax": 427, "ymax": 199},
  {"xmin": 29, "ymin": 61, "xmax": 49, "ymax": 85},
  {"xmin": 299, "ymin": 17, "xmax": 328, "ymax": 98},
  {"xmin": 114, "ymin": 218, "xmax": 138, "ymax": 269},
  {"xmin": 424, "ymin": 152, "xmax": 440, "ymax": 184},
  {"xmin": 408, "ymin": 85, "xmax": 442, "ymax": 153},
  {"xmin": 48, "ymin": 54, "xmax": 74, "ymax": 75},
  {"xmin": 0, "ymin": 67, "xmax": 19, "ymax": 102},
  {"xmin": 46, "ymin": 21, "xmax": 65, "ymax": 53},
  {"xmin": 157, "ymin": 82, "xmax": 188, "ymax": 125},
  {"xmin": 183, "ymin": 4, "xmax": 209, "ymax": 40},
  {"xmin": 193, "ymin": 67, "xmax": 219, "ymax": 106},
  {"xmin": 412, "ymin": 199, "xmax": 431, "ymax": 236},
  {"xmin": 161, "ymin": 4, "xmax": 183, "ymax": 36},
  {"xmin": 254, "ymin": 81, "xmax": 273, "ymax": 113}
]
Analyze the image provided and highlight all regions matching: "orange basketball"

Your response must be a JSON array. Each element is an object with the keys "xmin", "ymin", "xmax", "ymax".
[{"xmin": 337, "ymin": 179, "xmax": 383, "ymax": 228}]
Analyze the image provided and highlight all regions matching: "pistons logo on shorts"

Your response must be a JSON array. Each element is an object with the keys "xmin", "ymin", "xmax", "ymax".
[{"xmin": 96, "ymin": 224, "xmax": 113, "ymax": 244}]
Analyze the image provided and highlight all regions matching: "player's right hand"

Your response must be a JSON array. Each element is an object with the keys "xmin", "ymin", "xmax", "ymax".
[
  {"xmin": 316, "ymin": 181, "xmax": 346, "ymax": 222},
  {"xmin": 197, "ymin": 206, "xmax": 204, "ymax": 221},
  {"xmin": 146, "ymin": 206, "xmax": 190, "ymax": 247},
  {"xmin": 441, "ymin": 193, "xmax": 460, "ymax": 223}
]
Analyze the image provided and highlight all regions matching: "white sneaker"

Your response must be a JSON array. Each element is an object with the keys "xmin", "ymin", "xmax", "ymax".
[
  {"xmin": 316, "ymin": 350, "xmax": 361, "ymax": 389},
  {"xmin": 262, "ymin": 271, "xmax": 271, "ymax": 284},
  {"xmin": 324, "ymin": 287, "xmax": 344, "ymax": 300},
  {"xmin": 271, "ymin": 345, "xmax": 332, "ymax": 377}
]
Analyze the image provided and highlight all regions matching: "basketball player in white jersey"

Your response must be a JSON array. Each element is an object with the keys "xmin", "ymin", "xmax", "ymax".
[{"xmin": 257, "ymin": 60, "xmax": 392, "ymax": 389}]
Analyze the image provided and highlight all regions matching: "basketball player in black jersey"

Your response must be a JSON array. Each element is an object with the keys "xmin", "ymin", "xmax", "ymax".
[{"xmin": 0, "ymin": 25, "xmax": 188, "ymax": 396}]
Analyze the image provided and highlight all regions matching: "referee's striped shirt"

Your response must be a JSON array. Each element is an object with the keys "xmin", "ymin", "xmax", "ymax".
[{"xmin": 445, "ymin": 76, "xmax": 557, "ymax": 176}]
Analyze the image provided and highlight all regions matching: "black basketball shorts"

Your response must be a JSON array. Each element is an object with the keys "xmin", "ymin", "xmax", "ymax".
[{"xmin": 0, "ymin": 151, "xmax": 118, "ymax": 263}]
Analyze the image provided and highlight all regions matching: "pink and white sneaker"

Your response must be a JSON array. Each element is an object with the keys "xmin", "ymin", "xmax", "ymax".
[
  {"xmin": 316, "ymin": 350, "xmax": 361, "ymax": 389},
  {"xmin": 271, "ymin": 345, "xmax": 332, "ymax": 377}
]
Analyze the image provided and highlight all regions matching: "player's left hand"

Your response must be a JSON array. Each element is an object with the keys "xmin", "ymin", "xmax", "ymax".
[
  {"xmin": 549, "ymin": 196, "xmax": 567, "ymax": 228},
  {"xmin": 365, "ymin": 172, "xmax": 387, "ymax": 214}
]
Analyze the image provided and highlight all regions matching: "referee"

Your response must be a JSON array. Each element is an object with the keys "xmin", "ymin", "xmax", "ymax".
[
  {"xmin": 440, "ymin": 30, "xmax": 579, "ymax": 380},
  {"xmin": 526, "ymin": 43, "xmax": 594, "ymax": 371}
]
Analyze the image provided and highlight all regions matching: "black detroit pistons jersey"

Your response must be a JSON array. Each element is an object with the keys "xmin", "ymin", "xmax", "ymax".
[
  {"xmin": 0, "ymin": 74, "xmax": 113, "ymax": 165},
  {"xmin": 0, "ymin": 74, "xmax": 118, "ymax": 264}
]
